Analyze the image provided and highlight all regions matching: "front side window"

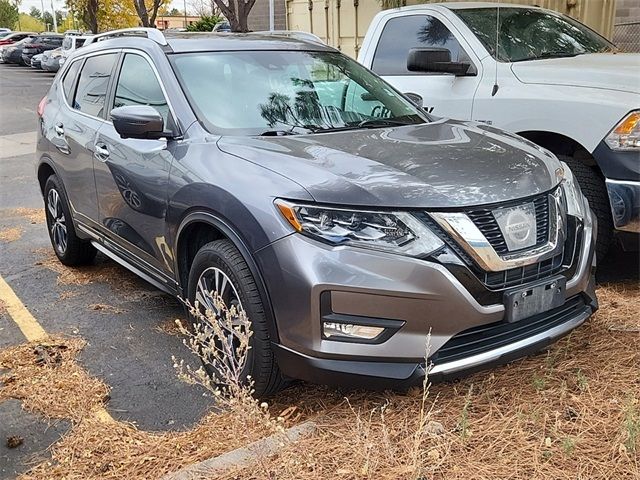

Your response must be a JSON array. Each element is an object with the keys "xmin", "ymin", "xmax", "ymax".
[
  {"xmin": 171, "ymin": 50, "xmax": 427, "ymax": 135},
  {"xmin": 113, "ymin": 53, "xmax": 170, "ymax": 125},
  {"xmin": 372, "ymin": 15, "xmax": 463, "ymax": 75},
  {"xmin": 455, "ymin": 8, "xmax": 615, "ymax": 62},
  {"xmin": 73, "ymin": 53, "xmax": 118, "ymax": 118}
]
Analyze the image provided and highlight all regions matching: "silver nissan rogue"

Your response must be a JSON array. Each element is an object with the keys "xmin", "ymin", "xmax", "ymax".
[{"xmin": 36, "ymin": 29, "xmax": 597, "ymax": 396}]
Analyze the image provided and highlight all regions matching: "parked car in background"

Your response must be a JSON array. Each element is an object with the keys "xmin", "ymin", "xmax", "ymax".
[
  {"xmin": 212, "ymin": 21, "xmax": 231, "ymax": 32},
  {"xmin": 30, "ymin": 53, "xmax": 44, "ymax": 69},
  {"xmin": 0, "ymin": 31, "xmax": 36, "ymax": 47},
  {"xmin": 41, "ymin": 47, "xmax": 63, "ymax": 72},
  {"xmin": 21, "ymin": 34, "xmax": 63, "ymax": 66},
  {"xmin": 36, "ymin": 29, "xmax": 597, "ymax": 396},
  {"xmin": 59, "ymin": 34, "xmax": 90, "ymax": 67},
  {"xmin": 0, "ymin": 28, "xmax": 11, "ymax": 35},
  {"xmin": 0, "ymin": 31, "xmax": 11, "ymax": 39},
  {"xmin": 2, "ymin": 36, "xmax": 36, "ymax": 64},
  {"xmin": 359, "ymin": 3, "xmax": 640, "ymax": 259}
]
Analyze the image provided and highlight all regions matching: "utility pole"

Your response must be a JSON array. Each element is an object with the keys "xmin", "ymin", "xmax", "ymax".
[
  {"xmin": 51, "ymin": 0, "xmax": 58, "ymax": 32},
  {"xmin": 183, "ymin": 0, "xmax": 187, "ymax": 28},
  {"xmin": 269, "ymin": 0, "xmax": 274, "ymax": 31}
]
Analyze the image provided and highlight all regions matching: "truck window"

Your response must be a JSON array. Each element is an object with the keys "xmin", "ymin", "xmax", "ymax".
[{"xmin": 372, "ymin": 15, "xmax": 463, "ymax": 75}]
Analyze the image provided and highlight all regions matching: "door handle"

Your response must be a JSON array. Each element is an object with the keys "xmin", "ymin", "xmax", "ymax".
[
  {"xmin": 54, "ymin": 123, "xmax": 64, "ymax": 136},
  {"xmin": 94, "ymin": 143, "xmax": 110, "ymax": 162}
]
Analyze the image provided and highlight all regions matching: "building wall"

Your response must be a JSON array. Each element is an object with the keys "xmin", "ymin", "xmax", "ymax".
[
  {"xmin": 156, "ymin": 15, "xmax": 202, "ymax": 30},
  {"xmin": 286, "ymin": 0, "xmax": 618, "ymax": 59},
  {"xmin": 249, "ymin": 0, "xmax": 287, "ymax": 31},
  {"xmin": 614, "ymin": 0, "xmax": 640, "ymax": 51}
]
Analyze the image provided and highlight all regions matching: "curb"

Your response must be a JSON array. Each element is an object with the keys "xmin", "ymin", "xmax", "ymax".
[{"xmin": 160, "ymin": 421, "xmax": 317, "ymax": 480}]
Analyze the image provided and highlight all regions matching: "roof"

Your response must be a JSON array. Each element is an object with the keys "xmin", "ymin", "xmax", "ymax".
[
  {"xmin": 396, "ymin": 2, "xmax": 541, "ymax": 11},
  {"xmin": 164, "ymin": 32, "xmax": 334, "ymax": 53}
]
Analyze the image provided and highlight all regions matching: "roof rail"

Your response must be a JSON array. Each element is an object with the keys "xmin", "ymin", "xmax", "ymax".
[
  {"xmin": 85, "ymin": 27, "xmax": 167, "ymax": 46},
  {"xmin": 253, "ymin": 30, "xmax": 324, "ymax": 44}
]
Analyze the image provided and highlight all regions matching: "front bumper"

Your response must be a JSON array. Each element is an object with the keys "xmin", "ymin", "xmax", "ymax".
[{"xmin": 255, "ymin": 209, "xmax": 598, "ymax": 388}]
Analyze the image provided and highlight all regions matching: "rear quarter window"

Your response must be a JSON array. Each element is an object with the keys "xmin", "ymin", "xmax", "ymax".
[{"xmin": 73, "ymin": 53, "xmax": 118, "ymax": 118}]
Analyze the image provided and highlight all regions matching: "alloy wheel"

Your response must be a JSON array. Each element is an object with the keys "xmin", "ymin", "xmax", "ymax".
[{"xmin": 47, "ymin": 188, "xmax": 67, "ymax": 255}]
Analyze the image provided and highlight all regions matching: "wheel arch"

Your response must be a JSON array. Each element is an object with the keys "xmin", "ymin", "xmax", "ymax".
[
  {"xmin": 37, "ymin": 158, "xmax": 58, "ymax": 196},
  {"xmin": 516, "ymin": 130, "xmax": 601, "ymax": 172},
  {"xmin": 174, "ymin": 211, "xmax": 281, "ymax": 342}
]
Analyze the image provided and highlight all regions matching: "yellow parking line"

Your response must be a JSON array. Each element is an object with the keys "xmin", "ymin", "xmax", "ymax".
[
  {"xmin": 0, "ymin": 274, "xmax": 114, "ymax": 422},
  {"xmin": 0, "ymin": 275, "xmax": 48, "ymax": 341}
]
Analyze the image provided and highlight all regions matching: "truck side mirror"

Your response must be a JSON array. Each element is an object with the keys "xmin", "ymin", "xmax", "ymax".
[
  {"xmin": 404, "ymin": 92, "xmax": 423, "ymax": 107},
  {"xmin": 407, "ymin": 47, "xmax": 472, "ymax": 76}
]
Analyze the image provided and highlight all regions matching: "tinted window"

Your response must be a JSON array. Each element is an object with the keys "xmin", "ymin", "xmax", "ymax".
[
  {"xmin": 73, "ymin": 53, "xmax": 117, "ymax": 117},
  {"xmin": 62, "ymin": 60, "xmax": 82, "ymax": 105},
  {"xmin": 455, "ymin": 8, "xmax": 614, "ymax": 62},
  {"xmin": 113, "ymin": 53, "xmax": 170, "ymax": 125},
  {"xmin": 372, "ymin": 15, "xmax": 463, "ymax": 75}
]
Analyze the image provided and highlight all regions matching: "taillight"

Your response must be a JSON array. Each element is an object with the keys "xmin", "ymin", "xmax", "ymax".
[{"xmin": 37, "ymin": 96, "xmax": 47, "ymax": 117}]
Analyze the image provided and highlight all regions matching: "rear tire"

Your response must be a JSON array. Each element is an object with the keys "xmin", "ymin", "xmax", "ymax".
[
  {"xmin": 187, "ymin": 239, "xmax": 286, "ymax": 397},
  {"xmin": 559, "ymin": 156, "xmax": 613, "ymax": 261},
  {"xmin": 44, "ymin": 175, "xmax": 96, "ymax": 266}
]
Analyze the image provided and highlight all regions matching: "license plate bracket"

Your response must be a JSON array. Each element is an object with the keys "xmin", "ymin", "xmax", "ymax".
[{"xmin": 504, "ymin": 276, "xmax": 566, "ymax": 323}]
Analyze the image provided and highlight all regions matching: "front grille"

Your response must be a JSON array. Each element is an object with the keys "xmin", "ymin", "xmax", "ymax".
[
  {"xmin": 466, "ymin": 194, "xmax": 550, "ymax": 254},
  {"xmin": 481, "ymin": 250, "xmax": 565, "ymax": 289},
  {"xmin": 430, "ymin": 295, "xmax": 586, "ymax": 365}
]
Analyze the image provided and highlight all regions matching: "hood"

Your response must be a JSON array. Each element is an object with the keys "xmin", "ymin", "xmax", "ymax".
[
  {"xmin": 511, "ymin": 53, "xmax": 640, "ymax": 94},
  {"xmin": 217, "ymin": 119, "xmax": 562, "ymax": 209}
]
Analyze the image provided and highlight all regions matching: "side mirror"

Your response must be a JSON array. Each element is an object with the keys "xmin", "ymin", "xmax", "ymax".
[
  {"xmin": 111, "ymin": 105, "xmax": 167, "ymax": 140},
  {"xmin": 407, "ymin": 47, "xmax": 472, "ymax": 76},
  {"xmin": 404, "ymin": 92, "xmax": 423, "ymax": 107}
]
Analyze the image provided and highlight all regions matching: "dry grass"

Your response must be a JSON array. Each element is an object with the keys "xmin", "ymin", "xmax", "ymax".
[
  {"xmin": 3, "ymin": 284, "xmax": 638, "ymax": 480},
  {"xmin": 155, "ymin": 317, "xmax": 186, "ymax": 336},
  {"xmin": 5, "ymin": 207, "xmax": 47, "ymax": 225},
  {"xmin": 0, "ymin": 226, "xmax": 23, "ymax": 242},
  {"xmin": 88, "ymin": 304, "xmax": 127, "ymax": 315},
  {"xmin": 0, "ymin": 336, "xmax": 109, "ymax": 421}
]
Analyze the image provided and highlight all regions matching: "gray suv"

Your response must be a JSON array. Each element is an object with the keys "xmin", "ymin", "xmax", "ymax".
[{"xmin": 36, "ymin": 29, "xmax": 597, "ymax": 396}]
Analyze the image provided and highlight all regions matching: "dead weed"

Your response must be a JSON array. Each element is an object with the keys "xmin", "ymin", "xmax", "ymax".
[{"xmin": 0, "ymin": 226, "xmax": 23, "ymax": 242}]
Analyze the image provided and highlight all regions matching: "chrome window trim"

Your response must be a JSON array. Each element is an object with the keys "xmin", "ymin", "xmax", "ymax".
[
  {"xmin": 429, "ymin": 193, "xmax": 566, "ymax": 272},
  {"xmin": 59, "ymin": 47, "xmax": 180, "ymax": 135},
  {"xmin": 59, "ymin": 48, "xmax": 121, "ymax": 125}
]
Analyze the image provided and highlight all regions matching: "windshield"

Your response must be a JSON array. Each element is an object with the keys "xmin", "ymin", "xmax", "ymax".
[
  {"xmin": 170, "ymin": 50, "xmax": 427, "ymax": 135},
  {"xmin": 455, "ymin": 7, "xmax": 615, "ymax": 62}
]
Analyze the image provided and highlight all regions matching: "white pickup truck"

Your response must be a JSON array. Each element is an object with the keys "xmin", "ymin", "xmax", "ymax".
[{"xmin": 359, "ymin": 2, "xmax": 640, "ymax": 259}]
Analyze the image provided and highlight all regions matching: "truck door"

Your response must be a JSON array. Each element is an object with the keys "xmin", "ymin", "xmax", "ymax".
[{"xmin": 364, "ymin": 12, "xmax": 481, "ymax": 121}]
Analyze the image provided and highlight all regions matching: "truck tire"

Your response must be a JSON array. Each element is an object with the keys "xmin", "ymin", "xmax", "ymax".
[
  {"xmin": 560, "ymin": 156, "xmax": 613, "ymax": 261},
  {"xmin": 187, "ymin": 239, "xmax": 287, "ymax": 397}
]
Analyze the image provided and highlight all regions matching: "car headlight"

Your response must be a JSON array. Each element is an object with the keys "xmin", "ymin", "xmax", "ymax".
[
  {"xmin": 275, "ymin": 200, "xmax": 444, "ymax": 257},
  {"xmin": 557, "ymin": 162, "xmax": 587, "ymax": 220},
  {"xmin": 605, "ymin": 111, "xmax": 640, "ymax": 151}
]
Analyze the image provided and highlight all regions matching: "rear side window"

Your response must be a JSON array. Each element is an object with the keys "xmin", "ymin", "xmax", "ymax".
[
  {"xmin": 372, "ymin": 15, "xmax": 463, "ymax": 75},
  {"xmin": 61, "ymin": 60, "xmax": 82, "ymax": 106},
  {"xmin": 73, "ymin": 53, "xmax": 118, "ymax": 118},
  {"xmin": 112, "ymin": 53, "xmax": 170, "ymax": 125}
]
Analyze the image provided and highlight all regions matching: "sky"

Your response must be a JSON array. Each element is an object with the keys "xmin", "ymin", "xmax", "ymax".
[{"xmin": 18, "ymin": 0, "xmax": 185, "ymax": 14}]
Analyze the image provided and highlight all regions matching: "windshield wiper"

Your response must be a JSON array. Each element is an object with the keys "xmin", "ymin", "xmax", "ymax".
[
  {"xmin": 356, "ymin": 118, "xmax": 415, "ymax": 128},
  {"xmin": 258, "ymin": 130, "xmax": 301, "ymax": 136}
]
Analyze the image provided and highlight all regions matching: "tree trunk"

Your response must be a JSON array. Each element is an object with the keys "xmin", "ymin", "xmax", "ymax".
[
  {"xmin": 82, "ymin": 0, "xmax": 98, "ymax": 33},
  {"xmin": 212, "ymin": 0, "xmax": 256, "ymax": 32},
  {"xmin": 133, "ymin": 0, "xmax": 150, "ymax": 27}
]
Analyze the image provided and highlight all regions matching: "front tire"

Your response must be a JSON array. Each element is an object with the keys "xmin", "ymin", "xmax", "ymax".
[
  {"xmin": 560, "ymin": 156, "xmax": 613, "ymax": 261},
  {"xmin": 187, "ymin": 239, "xmax": 285, "ymax": 397},
  {"xmin": 44, "ymin": 175, "xmax": 96, "ymax": 266}
]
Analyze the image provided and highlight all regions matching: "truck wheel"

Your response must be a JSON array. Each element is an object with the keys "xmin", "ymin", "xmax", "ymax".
[
  {"xmin": 187, "ymin": 239, "xmax": 286, "ymax": 397},
  {"xmin": 44, "ymin": 175, "xmax": 97, "ymax": 266},
  {"xmin": 560, "ymin": 156, "xmax": 613, "ymax": 261}
]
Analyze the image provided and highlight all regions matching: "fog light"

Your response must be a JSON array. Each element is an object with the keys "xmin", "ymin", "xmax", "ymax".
[{"xmin": 323, "ymin": 322, "xmax": 385, "ymax": 340}]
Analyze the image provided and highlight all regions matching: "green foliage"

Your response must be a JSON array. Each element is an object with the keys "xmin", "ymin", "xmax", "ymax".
[
  {"xmin": 17, "ymin": 13, "xmax": 45, "ymax": 32},
  {"xmin": 29, "ymin": 7, "xmax": 42, "ymax": 20},
  {"xmin": 0, "ymin": 0, "xmax": 19, "ymax": 29},
  {"xmin": 186, "ymin": 15, "xmax": 223, "ymax": 32}
]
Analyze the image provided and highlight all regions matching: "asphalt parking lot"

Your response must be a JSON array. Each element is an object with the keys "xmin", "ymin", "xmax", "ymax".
[
  {"xmin": 0, "ymin": 61, "xmax": 638, "ymax": 478},
  {"xmin": 0, "ymin": 64, "xmax": 212, "ymax": 477}
]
